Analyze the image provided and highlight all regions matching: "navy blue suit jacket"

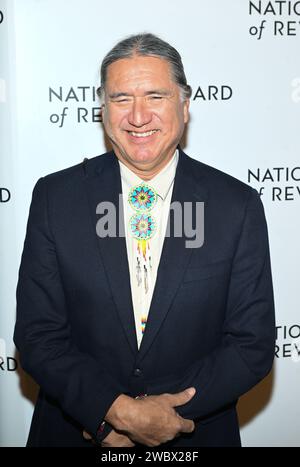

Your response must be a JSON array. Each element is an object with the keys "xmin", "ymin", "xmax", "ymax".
[{"xmin": 14, "ymin": 149, "xmax": 275, "ymax": 447}]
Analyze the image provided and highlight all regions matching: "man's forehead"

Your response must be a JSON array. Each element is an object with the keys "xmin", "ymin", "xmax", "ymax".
[{"xmin": 106, "ymin": 56, "xmax": 173, "ymax": 82}]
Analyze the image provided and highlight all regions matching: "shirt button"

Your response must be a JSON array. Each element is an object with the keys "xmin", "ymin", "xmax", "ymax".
[{"xmin": 133, "ymin": 368, "xmax": 142, "ymax": 377}]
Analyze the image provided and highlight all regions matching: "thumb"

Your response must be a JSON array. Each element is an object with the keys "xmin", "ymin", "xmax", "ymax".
[
  {"xmin": 170, "ymin": 387, "xmax": 196, "ymax": 408},
  {"xmin": 82, "ymin": 430, "xmax": 93, "ymax": 440}
]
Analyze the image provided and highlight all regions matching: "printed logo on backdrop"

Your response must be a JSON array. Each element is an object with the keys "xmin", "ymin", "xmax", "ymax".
[
  {"xmin": 49, "ymin": 86, "xmax": 101, "ymax": 128},
  {"xmin": 0, "ymin": 338, "xmax": 18, "ymax": 372},
  {"xmin": 276, "ymin": 325, "xmax": 300, "ymax": 362},
  {"xmin": 0, "ymin": 187, "xmax": 11, "ymax": 203},
  {"xmin": 249, "ymin": 1, "xmax": 300, "ymax": 39},
  {"xmin": 192, "ymin": 85, "xmax": 233, "ymax": 102},
  {"xmin": 248, "ymin": 167, "xmax": 300, "ymax": 201},
  {"xmin": 291, "ymin": 77, "xmax": 300, "ymax": 103},
  {"xmin": 0, "ymin": 10, "xmax": 5, "ymax": 104},
  {"xmin": 0, "ymin": 78, "xmax": 6, "ymax": 103}
]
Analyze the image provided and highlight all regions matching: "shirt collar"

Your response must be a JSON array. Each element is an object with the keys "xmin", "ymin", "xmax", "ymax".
[{"xmin": 119, "ymin": 149, "xmax": 178, "ymax": 201}]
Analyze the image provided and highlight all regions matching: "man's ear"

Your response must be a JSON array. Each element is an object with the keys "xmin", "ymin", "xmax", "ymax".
[
  {"xmin": 183, "ymin": 99, "xmax": 190, "ymax": 124},
  {"xmin": 100, "ymin": 103, "xmax": 106, "ymax": 123}
]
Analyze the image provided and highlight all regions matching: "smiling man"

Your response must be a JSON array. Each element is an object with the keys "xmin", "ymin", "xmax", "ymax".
[
  {"xmin": 14, "ymin": 33, "xmax": 275, "ymax": 447},
  {"xmin": 101, "ymin": 54, "xmax": 189, "ymax": 179}
]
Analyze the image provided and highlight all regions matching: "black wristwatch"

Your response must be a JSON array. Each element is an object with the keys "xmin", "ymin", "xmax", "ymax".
[{"xmin": 95, "ymin": 420, "xmax": 113, "ymax": 444}]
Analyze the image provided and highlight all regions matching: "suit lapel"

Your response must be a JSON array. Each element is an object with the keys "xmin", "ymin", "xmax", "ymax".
[
  {"xmin": 84, "ymin": 152, "xmax": 138, "ymax": 355},
  {"xmin": 137, "ymin": 149, "xmax": 208, "ymax": 363}
]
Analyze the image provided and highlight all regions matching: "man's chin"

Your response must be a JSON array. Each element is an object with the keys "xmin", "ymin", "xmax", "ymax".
[{"xmin": 122, "ymin": 150, "xmax": 160, "ymax": 168}]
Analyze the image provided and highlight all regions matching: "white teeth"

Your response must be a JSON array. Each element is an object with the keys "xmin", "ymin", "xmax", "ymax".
[{"xmin": 129, "ymin": 130, "xmax": 157, "ymax": 137}]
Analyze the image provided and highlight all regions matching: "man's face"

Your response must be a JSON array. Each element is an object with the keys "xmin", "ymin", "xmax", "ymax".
[{"xmin": 102, "ymin": 55, "xmax": 189, "ymax": 174}]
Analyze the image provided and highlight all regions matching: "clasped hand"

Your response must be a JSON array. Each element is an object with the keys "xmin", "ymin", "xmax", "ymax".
[{"xmin": 83, "ymin": 387, "xmax": 196, "ymax": 447}]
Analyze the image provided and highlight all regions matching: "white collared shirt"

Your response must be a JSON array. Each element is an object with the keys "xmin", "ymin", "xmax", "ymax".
[{"xmin": 119, "ymin": 150, "xmax": 179, "ymax": 348}]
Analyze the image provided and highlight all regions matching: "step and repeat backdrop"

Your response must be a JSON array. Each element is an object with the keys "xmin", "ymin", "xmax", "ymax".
[{"xmin": 1, "ymin": 0, "xmax": 300, "ymax": 447}]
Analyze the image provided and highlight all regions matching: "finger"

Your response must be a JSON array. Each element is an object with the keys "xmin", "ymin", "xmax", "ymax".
[
  {"xmin": 169, "ymin": 387, "xmax": 196, "ymax": 408},
  {"xmin": 177, "ymin": 416, "xmax": 195, "ymax": 434},
  {"xmin": 82, "ymin": 430, "xmax": 93, "ymax": 440}
]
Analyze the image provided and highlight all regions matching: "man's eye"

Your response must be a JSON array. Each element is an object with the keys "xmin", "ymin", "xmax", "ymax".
[
  {"xmin": 150, "ymin": 96, "xmax": 163, "ymax": 100},
  {"xmin": 115, "ymin": 99, "xmax": 130, "ymax": 103}
]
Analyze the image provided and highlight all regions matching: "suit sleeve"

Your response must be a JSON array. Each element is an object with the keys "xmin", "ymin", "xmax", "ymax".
[
  {"xmin": 146, "ymin": 188, "xmax": 276, "ymax": 420},
  {"xmin": 14, "ymin": 177, "xmax": 123, "ymax": 436}
]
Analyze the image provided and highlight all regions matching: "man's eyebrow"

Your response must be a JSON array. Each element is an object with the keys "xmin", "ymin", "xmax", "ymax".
[
  {"xmin": 108, "ymin": 89, "xmax": 172, "ymax": 99},
  {"xmin": 108, "ymin": 92, "xmax": 132, "ymax": 99},
  {"xmin": 144, "ymin": 89, "xmax": 172, "ymax": 96}
]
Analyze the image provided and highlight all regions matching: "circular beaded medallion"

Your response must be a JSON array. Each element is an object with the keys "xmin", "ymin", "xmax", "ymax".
[
  {"xmin": 128, "ymin": 184, "xmax": 157, "ymax": 212},
  {"xmin": 129, "ymin": 213, "xmax": 157, "ymax": 240}
]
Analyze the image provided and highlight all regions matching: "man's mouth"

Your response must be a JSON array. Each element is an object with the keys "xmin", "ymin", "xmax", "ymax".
[{"xmin": 127, "ymin": 130, "xmax": 159, "ymax": 138}]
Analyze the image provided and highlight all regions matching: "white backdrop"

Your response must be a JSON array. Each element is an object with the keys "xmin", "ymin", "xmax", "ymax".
[{"xmin": 1, "ymin": 0, "xmax": 300, "ymax": 447}]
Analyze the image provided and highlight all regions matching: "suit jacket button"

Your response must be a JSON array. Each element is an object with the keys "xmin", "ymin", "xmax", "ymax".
[{"xmin": 133, "ymin": 368, "xmax": 142, "ymax": 377}]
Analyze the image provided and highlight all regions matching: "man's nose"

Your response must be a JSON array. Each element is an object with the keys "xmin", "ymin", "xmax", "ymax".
[{"xmin": 127, "ymin": 97, "xmax": 152, "ymax": 127}]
